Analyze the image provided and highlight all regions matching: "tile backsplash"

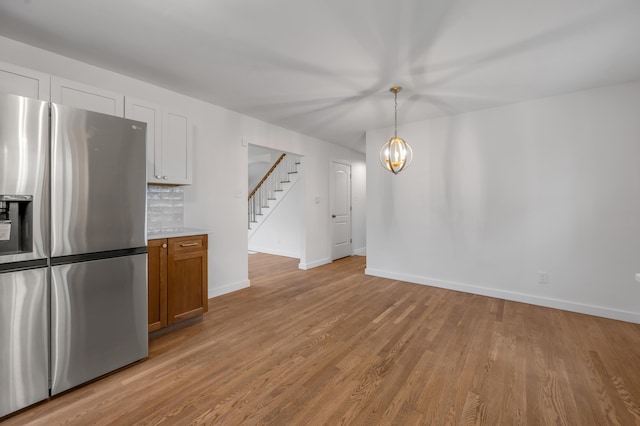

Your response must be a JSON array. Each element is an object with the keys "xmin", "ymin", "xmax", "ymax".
[{"xmin": 147, "ymin": 185, "xmax": 184, "ymax": 233}]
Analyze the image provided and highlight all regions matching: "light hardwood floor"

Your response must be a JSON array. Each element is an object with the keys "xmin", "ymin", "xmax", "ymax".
[{"xmin": 5, "ymin": 253, "xmax": 640, "ymax": 425}]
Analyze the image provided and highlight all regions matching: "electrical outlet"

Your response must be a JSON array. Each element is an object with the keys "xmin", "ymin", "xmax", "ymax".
[{"xmin": 538, "ymin": 271, "xmax": 549, "ymax": 284}]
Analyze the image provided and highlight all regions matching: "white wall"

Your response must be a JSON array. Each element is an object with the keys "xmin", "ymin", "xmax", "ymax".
[
  {"xmin": 0, "ymin": 35, "xmax": 366, "ymax": 297},
  {"xmin": 248, "ymin": 144, "xmax": 280, "ymax": 191},
  {"xmin": 366, "ymin": 80, "xmax": 640, "ymax": 324},
  {"xmin": 351, "ymin": 159, "xmax": 367, "ymax": 255},
  {"xmin": 248, "ymin": 177, "xmax": 303, "ymax": 258},
  {"xmin": 247, "ymin": 137, "xmax": 366, "ymax": 268},
  {"xmin": 249, "ymin": 151, "xmax": 367, "ymax": 259}
]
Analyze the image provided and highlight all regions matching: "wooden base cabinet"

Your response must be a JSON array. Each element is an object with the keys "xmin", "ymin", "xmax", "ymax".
[
  {"xmin": 148, "ymin": 234, "xmax": 208, "ymax": 332},
  {"xmin": 147, "ymin": 239, "xmax": 168, "ymax": 332},
  {"xmin": 167, "ymin": 235, "xmax": 208, "ymax": 324}
]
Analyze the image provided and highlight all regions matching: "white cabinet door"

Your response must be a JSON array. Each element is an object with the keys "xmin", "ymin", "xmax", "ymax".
[
  {"xmin": 0, "ymin": 61, "xmax": 50, "ymax": 101},
  {"xmin": 124, "ymin": 98, "xmax": 192, "ymax": 185},
  {"xmin": 51, "ymin": 76, "xmax": 124, "ymax": 117},
  {"xmin": 125, "ymin": 97, "xmax": 163, "ymax": 183},
  {"xmin": 161, "ymin": 110, "xmax": 192, "ymax": 185}
]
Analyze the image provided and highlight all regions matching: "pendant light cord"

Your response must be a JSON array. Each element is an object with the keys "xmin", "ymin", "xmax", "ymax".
[{"xmin": 394, "ymin": 91, "xmax": 398, "ymax": 138}]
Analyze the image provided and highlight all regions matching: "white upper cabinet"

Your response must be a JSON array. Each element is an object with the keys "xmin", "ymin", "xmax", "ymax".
[
  {"xmin": 0, "ymin": 61, "xmax": 50, "ymax": 101},
  {"xmin": 51, "ymin": 76, "xmax": 124, "ymax": 117},
  {"xmin": 124, "ymin": 97, "xmax": 192, "ymax": 185},
  {"xmin": 161, "ymin": 110, "xmax": 192, "ymax": 185},
  {"xmin": 125, "ymin": 97, "xmax": 163, "ymax": 183}
]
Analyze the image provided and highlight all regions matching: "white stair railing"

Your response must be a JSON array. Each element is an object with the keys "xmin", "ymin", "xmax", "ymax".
[{"xmin": 248, "ymin": 154, "xmax": 300, "ymax": 230}]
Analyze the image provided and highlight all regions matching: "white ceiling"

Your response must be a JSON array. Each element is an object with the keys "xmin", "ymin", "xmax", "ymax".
[{"xmin": 1, "ymin": 0, "xmax": 640, "ymax": 153}]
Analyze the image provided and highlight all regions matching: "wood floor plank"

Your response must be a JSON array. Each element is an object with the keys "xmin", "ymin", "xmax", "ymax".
[{"xmin": 3, "ymin": 252, "xmax": 640, "ymax": 425}]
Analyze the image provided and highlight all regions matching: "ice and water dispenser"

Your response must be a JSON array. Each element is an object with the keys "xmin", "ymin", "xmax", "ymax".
[{"xmin": 0, "ymin": 195, "xmax": 33, "ymax": 256}]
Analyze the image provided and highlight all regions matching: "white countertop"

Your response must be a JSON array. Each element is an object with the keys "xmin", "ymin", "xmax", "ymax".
[{"xmin": 147, "ymin": 228, "xmax": 210, "ymax": 240}]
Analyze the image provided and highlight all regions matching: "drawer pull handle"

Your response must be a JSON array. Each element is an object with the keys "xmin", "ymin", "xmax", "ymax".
[{"xmin": 180, "ymin": 242, "xmax": 199, "ymax": 247}]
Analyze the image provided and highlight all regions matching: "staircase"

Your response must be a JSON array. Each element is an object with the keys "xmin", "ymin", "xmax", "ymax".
[{"xmin": 248, "ymin": 153, "xmax": 301, "ymax": 238}]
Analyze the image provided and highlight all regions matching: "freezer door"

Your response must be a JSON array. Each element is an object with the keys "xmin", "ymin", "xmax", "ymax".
[
  {"xmin": 51, "ymin": 103, "xmax": 146, "ymax": 257},
  {"xmin": 0, "ymin": 93, "xmax": 49, "ymax": 264},
  {"xmin": 0, "ymin": 268, "xmax": 49, "ymax": 417},
  {"xmin": 50, "ymin": 254, "xmax": 148, "ymax": 396}
]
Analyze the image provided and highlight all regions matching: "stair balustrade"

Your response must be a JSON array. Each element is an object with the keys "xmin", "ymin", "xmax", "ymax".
[{"xmin": 248, "ymin": 153, "xmax": 301, "ymax": 230}]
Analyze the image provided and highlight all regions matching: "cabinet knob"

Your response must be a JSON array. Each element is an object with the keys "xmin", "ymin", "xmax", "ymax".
[
  {"xmin": 332, "ymin": 214, "xmax": 336, "ymax": 218},
  {"xmin": 162, "ymin": 176, "xmax": 168, "ymax": 180},
  {"xmin": 162, "ymin": 243, "xmax": 167, "ymax": 249},
  {"xmin": 155, "ymin": 175, "xmax": 161, "ymax": 179}
]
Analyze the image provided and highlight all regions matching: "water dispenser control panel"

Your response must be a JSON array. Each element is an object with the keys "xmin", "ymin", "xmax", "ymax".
[{"xmin": 0, "ymin": 195, "xmax": 33, "ymax": 256}]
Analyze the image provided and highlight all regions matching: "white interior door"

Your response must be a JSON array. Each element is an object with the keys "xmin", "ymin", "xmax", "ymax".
[{"xmin": 331, "ymin": 161, "xmax": 351, "ymax": 260}]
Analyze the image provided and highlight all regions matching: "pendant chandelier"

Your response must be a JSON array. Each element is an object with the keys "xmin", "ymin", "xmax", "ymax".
[{"xmin": 379, "ymin": 86, "xmax": 413, "ymax": 174}]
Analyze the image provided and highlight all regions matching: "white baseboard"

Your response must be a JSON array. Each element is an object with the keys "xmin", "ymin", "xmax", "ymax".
[
  {"xmin": 353, "ymin": 247, "xmax": 366, "ymax": 256},
  {"xmin": 208, "ymin": 279, "xmax": 250, "ymax": 299},
  {"xmin": 247, "ymin": 246, "xmax": 300, "ymax": 259},
  {"xmin": 299, "ymin": 257, "xmax": 331, "ymax": 270},
  {"xmin": 365, "ymin": 268, "xmax": 640, "ymax": 324}
]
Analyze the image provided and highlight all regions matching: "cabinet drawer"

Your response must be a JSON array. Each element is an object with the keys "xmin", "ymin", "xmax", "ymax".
[{"xmin": 168, "ymin": 235, "xmax": 207, "ymax": 255}]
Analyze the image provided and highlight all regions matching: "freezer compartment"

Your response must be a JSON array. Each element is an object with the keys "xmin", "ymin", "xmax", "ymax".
[
  {"xmin": 50, "ymin": 103, "xmax": 147, "ymax": 257},
  {"xmin": 50, "ymin": 254, "xmax": 148, "ymax": 396},
  {"xmin": 0, "ymin": 93, "xmax": 49, "ymax": 264},
  {"xmin": 0, "ymin": 268, "xmax": 48, "ymax": 418}
]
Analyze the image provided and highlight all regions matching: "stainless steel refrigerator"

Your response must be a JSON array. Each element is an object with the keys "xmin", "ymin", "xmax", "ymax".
[
  {"xmin": 0, "ymin": 93, "xmax": 148, "ymax": 417},
  {"xmin": 0, "ymin": 94, "xmax": 50, "ymax": 418}
]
